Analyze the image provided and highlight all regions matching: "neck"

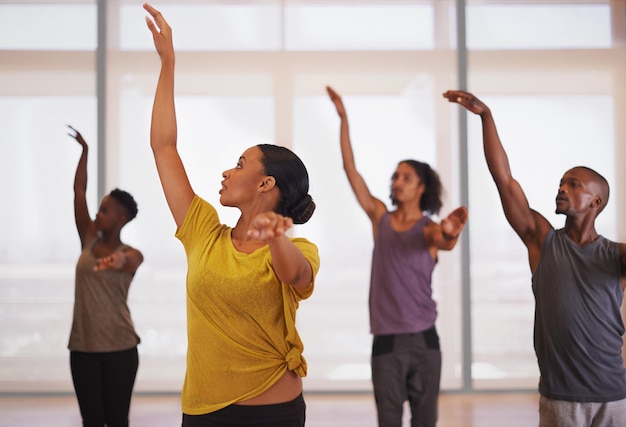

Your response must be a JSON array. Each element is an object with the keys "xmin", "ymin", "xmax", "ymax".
[
  {"xmin": 231, "ymin": 219, "xmax": 251, "ymax": 242},
  {"xmin": 393, "ymin": 204, "xmax": 423, "ymax": 222},
  {"xmin": 98, "ymin": 229, "xmax": 122, "ymax": 245},
  {"xmin": 563, "ymin": 218, "xmax": 598, "ymax": 246},
  {"xmin": 232, "ymin": 195, "xmax": 278, "ymax": 241}
]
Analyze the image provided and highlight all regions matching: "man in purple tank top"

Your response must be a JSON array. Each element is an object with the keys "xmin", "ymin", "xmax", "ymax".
[
  {"xmin": 328, "ymin": 86, "xmax": 468, "ymax": 427},
  {"xmin": 444, "ymin": 90, "xmax": 626, "ymax": 427}
]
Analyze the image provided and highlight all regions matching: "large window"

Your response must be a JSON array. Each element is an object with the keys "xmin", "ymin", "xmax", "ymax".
[{"xmin": 1, "ymin": 0, "xmax": 624, "ymax": 394}]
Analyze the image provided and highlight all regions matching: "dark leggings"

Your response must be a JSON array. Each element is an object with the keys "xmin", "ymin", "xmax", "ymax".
[
  {"xmin": 70, "ymin": 347, "xmax": 139, "ymax": 427},
  {"xmin": 182, "ymin": 393, "xmax": 306, "ymax": 427}
]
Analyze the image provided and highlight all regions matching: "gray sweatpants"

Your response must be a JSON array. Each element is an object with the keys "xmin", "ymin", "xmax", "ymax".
[
  {"xmin": 371, "ymin": 328, "xmax": 442, "ymax": 427},
  {"xmin": 539, "ymin": 395, "xmax": 626, "ymax": 427}
]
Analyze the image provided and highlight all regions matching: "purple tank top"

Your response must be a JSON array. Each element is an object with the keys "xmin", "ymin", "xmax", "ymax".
[{"xmin": 369, "ymin": 212, "xmax": 437, "ymax": 335}]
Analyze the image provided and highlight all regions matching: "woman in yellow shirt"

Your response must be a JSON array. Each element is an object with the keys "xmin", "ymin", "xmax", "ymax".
[{"xmin": 144, "ymin": 4, "xmax": 320, "ymax": 426}]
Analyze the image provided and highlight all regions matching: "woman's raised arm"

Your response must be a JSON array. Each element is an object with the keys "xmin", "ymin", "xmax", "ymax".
[{"xmin": 144, "ymin": 3, "xmax": 194, "ymax": 228}]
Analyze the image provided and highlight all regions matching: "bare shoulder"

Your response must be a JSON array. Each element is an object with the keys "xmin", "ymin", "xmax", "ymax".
[
  {"xmin": 524, "ymin": 210, "xmax": 553, "ymax": 273},
  {"xmin": 422, "ymin": 219, "xmax": 439, "ymax": 237},
  {"xmin": 422, "ymin": 219, "xmax": 438, "ymax": 244},
  {"xmin": 122, "ymin": 245, "xmax": 144, "ymax": 263},
  {"xmin": 368, "ymin": 198, "xmax": 389, "ymax": 225},
  {"xmin": 525, "ymin": 209, "xmax": 552, "ymax": 247}
]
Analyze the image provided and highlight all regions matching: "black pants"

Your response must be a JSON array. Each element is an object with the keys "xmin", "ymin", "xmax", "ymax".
[
  {"xmin": 182, "ymin": 393, "xmax": 306, "ymax": 427},
  {"xmin": 70, "ymin": 347, "xmax": 139, "ymax": 427}
]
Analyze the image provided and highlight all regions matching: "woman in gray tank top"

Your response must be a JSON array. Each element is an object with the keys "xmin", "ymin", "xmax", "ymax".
[{"xmin": 67, "ymin": 126, "xmax": 144, "ymax": 427}]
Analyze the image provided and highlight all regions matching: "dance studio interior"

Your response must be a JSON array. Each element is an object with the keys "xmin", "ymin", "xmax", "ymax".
[{"xmin": 1, "ymin": 1, "xmax": 625, "ymax": 426}]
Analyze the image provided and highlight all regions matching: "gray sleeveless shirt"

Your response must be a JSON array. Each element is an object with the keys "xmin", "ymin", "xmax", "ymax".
[
  {"xmin": 532, "ymin": 228, "xmax": 626, "ymax": 402},
  {"xmin": 68, "ymin": 239, "xmax": 140, "ymax": 352},
  {"xmin": 369, "ymin": 213, "xmax": 437, "ymax": 335}
]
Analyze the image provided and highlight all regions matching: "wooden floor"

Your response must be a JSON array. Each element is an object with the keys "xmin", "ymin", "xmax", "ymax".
[{"xmin": 0, "ymin": 392, "xmax": 539, "ymax": 426}]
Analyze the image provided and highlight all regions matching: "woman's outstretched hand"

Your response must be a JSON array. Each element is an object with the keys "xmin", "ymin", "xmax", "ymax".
[
  {"xmin": 67, "ymin": 125, "xmax": 88, "ymax": 148},
  {"xmin": 248, "ymin": 212, "xmax": 294, "ymax": 241},
  {"xmin": 144, "ymin": 3, "xmax": 174, "ymax": 62},
  {"xmin": 94, "ymin": 251, "xmax": 127, "ymax": 272},
  {"xmin": 326, "ymin": 86, "xmax": 347, "ymax": 117}
]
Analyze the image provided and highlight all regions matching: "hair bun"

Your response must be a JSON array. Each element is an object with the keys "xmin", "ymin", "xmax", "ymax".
[{"xmin": 291, "ymin": 195, "xmax": 316, "ymax": 225}]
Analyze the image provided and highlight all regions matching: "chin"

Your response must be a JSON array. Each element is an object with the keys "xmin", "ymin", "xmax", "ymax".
[{"xmin": 219, "ymin": 197, "xmax": 233, "ymax": 208}]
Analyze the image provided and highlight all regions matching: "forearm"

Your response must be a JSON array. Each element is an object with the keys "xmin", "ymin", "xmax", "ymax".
[
  {"xmin": 338, "ymin": 116, "xmax": 380, "ymax": 216},
  {"xmin": 339, "ymin": 115, "xmax": 356, "ymax": 170},
  {"xmin": 73, "ymin": 146, "xmax": 88, "ymax": 194},
  {"xmin": 150, "ymin": 59, "xmax": 177, "ymax": 154},
  {"xmin": 268, "ymin": 237, "xmax": 312, "ymax": 289},
  {"xmin": 94, "ymin": 248, "xmax": 143, "ymax": 273},
  {"xmin": 481, "ymin": 110, "xmax": 513, "ymax": 187}
]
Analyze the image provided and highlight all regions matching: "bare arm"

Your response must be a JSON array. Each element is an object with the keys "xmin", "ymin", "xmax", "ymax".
[
  {"xmin": 94, "ymin": 247, "xmax": 144, "ymax": 274},
  {"xmin": 443, "ymin": 90, "xmax": 551, "ymax": 269},
  {"xmin": 326, "ymin": 86, "xmax": 387, "ymax": 225},
  {"xmin": 426, "ymin": 206, "xmax": 468, "ymax": 251},
  {"xmin": 144, "ymin": 3, "xmax": 194, "ymax": 228},
  {"xmin": 68, "ymin": 125, "xmax": 97, "ymax": 247},
  {"xmin": 248, "ymin": 213, "xmax": 313, "ymax": 289}
]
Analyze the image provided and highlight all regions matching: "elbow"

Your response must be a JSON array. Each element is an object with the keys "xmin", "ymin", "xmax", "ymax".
[
  {"xmin": 284, "ymin": 264, "xmax": 313, "ymax": 289},
  {"xmin": 343, "ymin": 163, "xmax": 357, "ymax": 175},
  {"xmin": 286, "ymin": 271, "xmax": 307, "ymax": 288}
]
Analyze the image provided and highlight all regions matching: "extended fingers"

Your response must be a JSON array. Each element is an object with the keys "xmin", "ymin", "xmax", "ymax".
[
  {"xmin": 442, "ymin": 208, "xmax": 468, "ymax": 235},
  {"xmin": 326, "ymin": 86, "xmax": 343, "ymax": 103},
  {"xmin": 143, "ymin": 3, "xmax": 169, "ymax": 35},
  {"xmin": 67, "ymin": 124, "xmax": 78, "ymax": 137},
  {"xmin": 67, "ymin": 125, "xmax": 87, "ymax": 144},
  {"xmin": 443, "ymin": 90, "xmax": 470, "ymax": 103},
  {"xmin": 452, "ymin": 206, "xmax": 469, "ymax": 223},
  {"xmin": 276, "ymin": 216, "xmax": 293, "ymax": 236},
  {"xmin": 249, "ymin": 213, "xmax": 293, "ymax": 240},
  {"xmin": 143, "ymin": 2, "xmax": 160, "ymax": 20},
  {"xmin": 93, "ymin": 256, "xmax": 111, "ymax": 271}
]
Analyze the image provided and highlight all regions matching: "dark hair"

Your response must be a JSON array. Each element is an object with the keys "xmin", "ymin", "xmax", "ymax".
[
  {"xmin": 257, "ymin": 144, "xmax": 315, "ymax": 224},
  {"xmin": 109, "ymin": 188, "xmax": 138, "ymax": 222},
  {"xmin": 391, "ymin": 160, "xmax": 443, "ymax": 215}
]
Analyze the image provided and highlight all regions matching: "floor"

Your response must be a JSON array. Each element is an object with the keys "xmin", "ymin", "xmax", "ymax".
[{"xmin": 0, "ymin": 392, "xmax": 539, "ymax": 427}]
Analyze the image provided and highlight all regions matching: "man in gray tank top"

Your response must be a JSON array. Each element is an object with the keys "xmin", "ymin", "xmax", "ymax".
[{"xmin": 444, "ymin": 90, "xmax": 626, "ymax": 427}]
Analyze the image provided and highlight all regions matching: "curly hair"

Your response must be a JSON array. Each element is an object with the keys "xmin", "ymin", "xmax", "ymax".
[{"xmin": 390, "ymin": 160, "xmax": 443, "ymax": 215}]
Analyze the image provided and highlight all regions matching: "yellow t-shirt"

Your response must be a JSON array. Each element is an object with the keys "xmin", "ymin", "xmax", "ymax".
[{"xmin": 175, "ymin": 195, "xmax": 320, "ymax": 415}]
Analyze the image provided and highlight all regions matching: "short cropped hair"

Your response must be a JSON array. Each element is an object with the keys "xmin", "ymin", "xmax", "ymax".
[{"xmin": 109, "ymin": 188, "xmax": 138, "ymax": 221}]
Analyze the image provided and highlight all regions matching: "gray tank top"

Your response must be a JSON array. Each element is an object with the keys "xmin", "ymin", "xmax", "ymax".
[
  {"xmin": 533, "ymin": 228, "xmax": 626, "ymax": 402},
  {"xmin": 369, "ymin": 213, "xmax": 437, "ymax": 335},
  {"xmin": 68, "ymin": 239, "xmax": 140, "ymax": 352}
]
